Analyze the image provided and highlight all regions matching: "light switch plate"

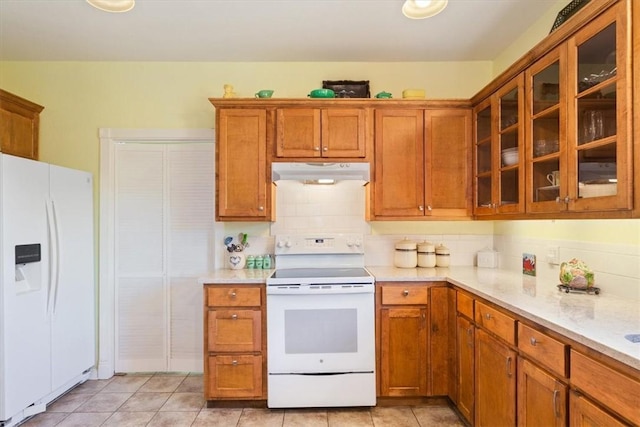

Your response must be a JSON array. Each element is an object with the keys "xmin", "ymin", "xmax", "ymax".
[{"xmin": 546, "ymin": 246, "xmax": 560, "ymax": 265}]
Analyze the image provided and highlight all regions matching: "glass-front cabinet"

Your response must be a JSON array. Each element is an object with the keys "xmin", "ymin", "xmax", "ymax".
[
  {"xmin": 526, "ymin": 2, "xmax": 630, "ymax": 214},
  {"xmin": 474, "ymin": 74, "xmax": 524, "ymax": 216},
  {"xmin": 526, "ymin": 47, "xmax": 566, "ymax": 212},
  {"xmin": 566, "ymin": 2, "xmax": 630, "ymax": 212}
]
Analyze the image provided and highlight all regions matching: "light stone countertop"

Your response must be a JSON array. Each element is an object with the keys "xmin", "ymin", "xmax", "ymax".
[{"xmin": 199, "ymin": 266, "xmax": 640, "ymax": 371}]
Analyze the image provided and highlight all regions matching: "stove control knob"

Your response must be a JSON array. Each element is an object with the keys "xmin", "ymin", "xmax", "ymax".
[
  {"xmin": 285, "ymin": 240, "xmax": 293, "ymax": 248},
  {"xmin": 277, "ymin": 240, "xmax": 288, "ymax": 248}
]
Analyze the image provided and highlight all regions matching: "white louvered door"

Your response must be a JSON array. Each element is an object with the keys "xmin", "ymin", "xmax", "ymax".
[{"xmin": 114, "ymin": 143, "xmax": 214, "ymax": 372}]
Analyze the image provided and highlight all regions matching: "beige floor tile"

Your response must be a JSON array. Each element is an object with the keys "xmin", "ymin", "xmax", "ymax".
[
  {"xmin": 68, "ymin": 379, "xmax": 112, "ymax": 394},
  {"xmin": 54, "ymin": 412, "xmax": 111, "ymax": 427},
  {"xmin": 160, "ymin": 392, "xmax": 204, "ymax": 411},
  {"xmin": 192, "ymin": 408, "xmax": 243, "ymax": 427},
  {"xmin": 175, "ymin": 375, "xmax": 204, "ymax": 393},
  {"xmin": 119, "ymin": 392, "xmax": 172, "ymax": 412},
  {"xmin": 75, "ymin": 392, "xmax": 132, "ymax": 412},
  {"xmin": 146, "ymin": 411, "xmax": 198, "ymax": 427},
  {"xmin": 238, "ymin": 408, "xmax": 285, "ymax": 427},
  {"xmin": 21, "ymin": 412, "xmax": 69, "ymax": 427},
  {"xmin": 102, "ymin": 375, "xmax": 151, "ymax": 393},
  {"xmin": 102, "ymin": 411, "xmax": 156, "ymax": 426},
  {"xmin": 138, "ymin": 375, "xmax": 185, "ymax": 392},
  {"xmin": 371, "ymin": 406, "xmax": 419, "ymax": 427},
  {"xmin": 284, "ymin": 408, "xmax": 328, "ymax": 426},
  {"xmin": 328, "ymin": 408, "xmax": 374, "ymax": 426},
  {"xmin": 47, "ymin": 392, "xmax": 94, "ymax": 412},
  {"xmin": 411, "ymin": 405, "xmax": 465, "ymax": 427}
]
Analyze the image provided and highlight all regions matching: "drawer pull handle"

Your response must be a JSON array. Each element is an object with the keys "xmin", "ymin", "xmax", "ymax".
[
  {"xmin": 506, "ymin": 356, "xmax": 513, "ymax": 377},
  {"xmin": 231, "ymin": 314, "xmax": 238, "ymax": 320},
  {"xmin": 230, "ymin": 291, "xmax": 237, "ymax": 298},
  {"xmin": 403, "ymin": 290, "xmax": 410, "ymax": 296},
  {"xmin": 232, "ymin": 360, "xmax": 238, "ymax": 366},
  {"xmin": 485, "ymin": 313, "xmax": 492, "ymax": 320},
  {"xmin": 530, "ymin": 337, "xmax": 537, "ymax": 346}
]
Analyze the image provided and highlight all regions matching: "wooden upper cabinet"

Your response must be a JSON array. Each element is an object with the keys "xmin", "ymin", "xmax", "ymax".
[
  {"xmin": 373, "ymin": 106, "xmax": 471, "ymax": 219},
  {"xmin": 0, "ymin": 89, "xmax": 44, "ymax": 160},
  {"xmin": 216, "ymin": 108, "xmax": 271, "ymax": 220},
  {"xmin": 526, "ymin": 1, "xmax": 632, "ymax": 215},
  {"xmin": 374, "ymin": 109, "xmax": 425, "ymax": 218},
  {"xmin": 473, "ymin": 74, "xmax": 525, "ymax": 217},
  {"xmin": 276, "ymin": 107, "xmax": 367, "ymax": 158},
  {"xmin": 565, "ymin": 1, "xmax": 631, "ymax": 213}
]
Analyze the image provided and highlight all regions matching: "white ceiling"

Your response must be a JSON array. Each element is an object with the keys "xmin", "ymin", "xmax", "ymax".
[{"xmin": 0, "ymin": 0, "xmax": 560, "ymax": 62}]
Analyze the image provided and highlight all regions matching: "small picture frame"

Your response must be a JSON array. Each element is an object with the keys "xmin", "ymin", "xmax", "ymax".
[
  {"xmin": 550, "ymin": 0, "xmax": 591, "ymax": 34},
  {"xmin": 523, "ymin": 253, "xmax": 537, "ymax": 276},
  {"xmin": 322, "ymin": 80, "xmax": 370, "ymax": 98}
]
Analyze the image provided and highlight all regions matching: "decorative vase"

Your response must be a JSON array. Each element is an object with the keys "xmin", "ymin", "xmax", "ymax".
[{"xmin": 228, "ymin": 252, "xmax": 246, "ymax": 270}]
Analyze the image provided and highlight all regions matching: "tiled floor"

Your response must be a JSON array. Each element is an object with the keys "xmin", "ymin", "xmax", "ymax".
[{"xmin": 21, "ymin": 373, "xmax": 465, "ymax": 427}]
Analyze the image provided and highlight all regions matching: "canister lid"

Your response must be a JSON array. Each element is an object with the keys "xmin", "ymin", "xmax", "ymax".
[
  {"xmin": 395, "ymin": 238, "xmax": 417, "ymax": 250},
  {"xmin": 417, "ymin": 241, "xmax": 435, "ymax": 253},
  {"xmin": 435, "ymin": 244, "xmax": 450, "ymax": 255}
]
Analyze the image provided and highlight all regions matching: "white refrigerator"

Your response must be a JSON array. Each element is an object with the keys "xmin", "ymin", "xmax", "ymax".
[{"xmin": 0, "ymin": 154, "xmax": 95, "ymax": 427}]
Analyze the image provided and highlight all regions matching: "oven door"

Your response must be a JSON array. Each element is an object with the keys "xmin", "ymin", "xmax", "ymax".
[{"xmin": 266, "ymin": 284, "xmax": 375, "ymax": 374}]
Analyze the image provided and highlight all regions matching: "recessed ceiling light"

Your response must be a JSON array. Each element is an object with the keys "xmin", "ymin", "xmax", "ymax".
[
  {"xmin": 402, "ymin": 0, "xmax": 448, "ymax": 19},
  {"xmin": 86, "ymin": 0, "xmax": 135, "ymax": 13}
]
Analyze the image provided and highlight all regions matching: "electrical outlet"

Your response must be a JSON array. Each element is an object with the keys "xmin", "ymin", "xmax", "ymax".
[{"xmin": 546, "ymin": 246, "xmax": 560, "ymax": 265}]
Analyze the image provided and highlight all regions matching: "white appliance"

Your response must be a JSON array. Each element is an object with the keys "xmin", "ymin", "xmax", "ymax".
[
  {"xmin": 266, "ymin": 234, "xmax": 375, "ymax": 408},
  {"xmin": 0, "ymin": 154, "xmax": 95, "ymax": 427}
]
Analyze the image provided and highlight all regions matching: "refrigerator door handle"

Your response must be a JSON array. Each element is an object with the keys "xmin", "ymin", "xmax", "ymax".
[
  {"xmin": 50, "ymin": 199, "xmax": 61, "ymax": 314},
  {"xmin": 45, "ymin": 199, "xmax": 60, "ymax": 315}
]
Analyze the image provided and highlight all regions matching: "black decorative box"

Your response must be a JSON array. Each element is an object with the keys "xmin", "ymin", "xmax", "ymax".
[{"xmin": 322, "ymin": 80, "xmax": 370, "ymax": 98}]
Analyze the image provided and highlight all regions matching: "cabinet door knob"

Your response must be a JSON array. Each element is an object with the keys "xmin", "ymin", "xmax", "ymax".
[
  {"xmin": 314, "ymin": 146, "xmax": 320, "ymax": 151},
  {"xmin": 231, "ymin": 314, "xmax": 238, "ymax": 320},
  {"xmin": 232, "ymin": 360, "xmax": 238, "ymax": 366},
  {"xmin": 485, "ymin": 313, "xmax": 492, "ymax": 320},
  {"xmin": 403, "ymin": 289, "xmax": 409, "ymax": 296},
  {"xmin": 506, "ymin": 356, "xmax": 513, "ymax": 377},
  {"xmin": 530, "ymin": 337, "xmax": 537, "ymax": 346},
  {"xmin": 230, "ymin": 291, "xmax": 237, "ymax": 298},
  {"xmin": 418, "ymin": 205, "xmax": 424, "ymax": 211},
  {"xmin": 553, "ymin": 389, "xmax": 560, "ymax": 418},
  {"xmin": 258, "ymin": 206, "xmax": 264, "ymax": 211},
  {"xmin": 427, "ymin": 205, "xmax": 432, "ymax": 211},
  {"xmin": 322, "ymin": 146, "xmax": 328, "ymax": 151}
]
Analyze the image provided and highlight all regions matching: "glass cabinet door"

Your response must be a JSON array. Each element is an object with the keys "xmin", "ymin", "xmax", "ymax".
[
  {"xmin": 474, "ymin": 98, "xmax": 494, "ymax": 214},
  {"xmin": 496, "ymin": 74, "xmax": 524, "ymax": 214},
  {"xmin": 566, "ymin": 2, "xmax": 630, "ymax": 211},
  {"xmin": 526, "ymin": 47, "xmax": 566, "ymax": 212}
]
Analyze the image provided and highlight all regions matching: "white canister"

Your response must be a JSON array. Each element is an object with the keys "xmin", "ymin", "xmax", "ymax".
[
  {"xmin": 417, "ymin": 241, "xmax": 436, "ymax": 268},
  {"xmin": 394, "ymin": 238, "xmax": 418, "ymax": 268},
  {"xmin": 435, "ymin": 244, "xmax": 451, "ymax": 267}
]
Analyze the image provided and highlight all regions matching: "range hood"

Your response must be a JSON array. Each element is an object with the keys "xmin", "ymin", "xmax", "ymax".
[{"xmin": 271, "ymin": 162, "xmax": 370, "ymax": 183}]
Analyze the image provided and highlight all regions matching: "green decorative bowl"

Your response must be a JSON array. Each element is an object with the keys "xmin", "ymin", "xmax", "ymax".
[{"xmin": 308, "ymin": 88, "xmax": 335, "ymax": 98}]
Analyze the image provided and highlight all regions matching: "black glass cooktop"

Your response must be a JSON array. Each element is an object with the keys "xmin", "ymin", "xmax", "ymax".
[{"xmin": 269, "ymin": 267, "xmax": 371, "ymax": 280}]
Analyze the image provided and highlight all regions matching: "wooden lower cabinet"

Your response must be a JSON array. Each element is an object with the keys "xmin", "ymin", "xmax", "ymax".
[
  {"xmin": 475, "ymin": 328, "xmax": 517, "ymax": 427},
  {"xmin": 518, "ymin": 358, "xmax": 567, "ymax": 427},
  {"xmin": 456, "ymin": 315, "xmax": 474, "ymax": 424},
  {"xmin": 569, "ymin": 392, "xmax": 627, "ymax": 427},
  {"xmin": 207, "ymin": 355, "xmax": 263, "ymax": 399},
  {"xmin": 377, "ymin": 283, "xmax": 429, "ymax": 396},
  {"xmin": 203, "ymin": 284, "xmax": 265, "ymax": 401},
  {"xmin": 379, "ymin": 305, "xmax": 428, "ymax": 396}
]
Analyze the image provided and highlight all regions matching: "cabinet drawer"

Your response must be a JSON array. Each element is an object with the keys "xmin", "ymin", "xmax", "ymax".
[
  {"xmin": 570, "ymin": 350, "xmax": 640, "ymax": 425},
  {"xmin": 474, "ymin": 302, "xmax": 516, "ymax": 345},
  {"xmin": 518, "ymin": 323, "xmax": 567, "ymax": 377},
  {"xmin": 208, "ymin": 309, "xmax": 262, "ymax": 352},
  {"xmin": 207, "ymin": 286, "xmax": 261, "ymax": 307},
  {"xmin": 380, "ymin": 285, "xmax": 428, "ymax": 305},
  {"xmin": 207, "ymin": 354, "xmax": 263, "ymax": 399},
  {"xmin": 456, "ymin": 291, "xmax": 474, "ymax": 319}
]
